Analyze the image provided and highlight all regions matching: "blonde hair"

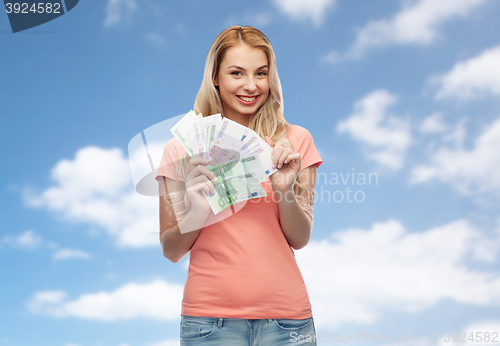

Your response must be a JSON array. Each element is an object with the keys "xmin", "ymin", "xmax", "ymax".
[{"xmin": 176, "ymin": 25, "xmax": 313, "ymax": 218}]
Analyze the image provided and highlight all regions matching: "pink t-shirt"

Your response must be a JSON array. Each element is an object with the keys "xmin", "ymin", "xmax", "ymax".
[{"xmin": 156, "ymin": 124, "xmax": 322, "ymax": 319}]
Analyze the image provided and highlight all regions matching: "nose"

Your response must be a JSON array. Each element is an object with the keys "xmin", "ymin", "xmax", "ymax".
[{"xmin": 243, "ymin": 76, "xmax": 257, "ymax": 93}]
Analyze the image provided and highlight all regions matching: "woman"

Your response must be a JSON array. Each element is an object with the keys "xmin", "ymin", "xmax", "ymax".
[{"xmin": 156, "ymin": 25, "xmax": 322, "ymax": 345}]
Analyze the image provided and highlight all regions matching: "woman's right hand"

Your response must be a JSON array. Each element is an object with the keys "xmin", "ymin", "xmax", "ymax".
[{"xmin": 184, "ymin": 157, "xmax": 216, "ymax": 217}]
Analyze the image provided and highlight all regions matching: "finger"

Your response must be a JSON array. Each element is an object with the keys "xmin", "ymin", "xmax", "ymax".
[
  {"xmin": 207, "ymin": 180, "xmax": 215, "ymax": 196},
  {"xmin": 272, "ymin": 141, "xmax": 283, "ymax": 152},
  {"xmin": 271, "ymin": 141, "xmax": 285, "ymax": 163},
  {"xmin": 185, "ymin": 175, "xmax": 207, "ymax": 190},
  {"xmin": 189, "ymin": 157, "xmax": 210, "ymax": 166},
  {"xmin": 186, "ymin": 176, "xmax": 215, "ymax": 196},
  {"xmin": 188, "ymin": 165, "xmax": 217, "ymax": 182},
  {"xmin": 187, "ymin": 181, "xmax": 210, "ymax": 196},
  {"xmin": 284, "ymin": 152, "xmax": 300, "ymax": 165},
  {"xmin": 271, "ymin": 146, "xmax": 285, "ymax": 168},
  {"xmin": 185, "ymin": 180, "xmax": 214, "ymax": 200},
  {"xmin": 188, "ymin": 157, "xmax": 210, "ymax": 172},
  {"xmin": 196, "ymin": 165, "xmax": 217, "ymax": 181},
  {"xmin": 195, "ymin": 178, "xmax": 215, "ymax": 196},
  {"xmin": 187, "ymin": 174, "xmax": 209, "ymax": 186},
  {"xmin": 264, "ymin": 136, "xmax": 274, "ymax": 148},
  {"xmin": 202, "ymin": 181, "xmax": 215, "ymax": 197},
  {"xmin": 277, "ymin": 149, "xmax": 292, "ymax": 169}
]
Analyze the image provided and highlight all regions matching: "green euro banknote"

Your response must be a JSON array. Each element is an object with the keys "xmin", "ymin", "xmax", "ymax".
[
  {"xmin": 208, "ymin": 153, "xmax": 268, "ymax": 183},
  {"xmin": 205, "ymin": 172, "xmax": 267, "ymax": 215}
]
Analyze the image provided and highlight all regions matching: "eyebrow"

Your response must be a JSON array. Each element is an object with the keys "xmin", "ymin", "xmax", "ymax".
[{"xmin": 227, "ymin": 65, "xmax": 269, "ymax": 71}]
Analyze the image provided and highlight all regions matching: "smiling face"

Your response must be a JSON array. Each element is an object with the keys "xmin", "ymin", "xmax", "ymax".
[{"xmin": 214, "ymin": 42, "xmax": 270, "ymax": 126}]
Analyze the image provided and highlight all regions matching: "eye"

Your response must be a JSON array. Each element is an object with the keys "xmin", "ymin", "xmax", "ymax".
[
  {"xmin": 231, "ymin": 71, "xmax": 242, "ymax": 76},
  {"xmin": 256, "ymin": 71, "xmax": 268, "ymax": 77}
]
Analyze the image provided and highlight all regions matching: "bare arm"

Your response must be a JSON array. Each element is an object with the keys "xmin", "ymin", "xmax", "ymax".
[
  {"xmin": 158, "ymin": 158, "xmax": 215, "ymax": 263},
  {"xmin": 275, "ymin": 166, "xmax": 317, "ymax": 249},
  {"xmin": 159, "ymin": 177, "xmax": 203, "ymax": 263}
]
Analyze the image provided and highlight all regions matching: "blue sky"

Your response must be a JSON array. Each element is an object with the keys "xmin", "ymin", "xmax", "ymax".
[{"xmin": 1, "ymin": 0, "xmax": 500, "ymax": 345}]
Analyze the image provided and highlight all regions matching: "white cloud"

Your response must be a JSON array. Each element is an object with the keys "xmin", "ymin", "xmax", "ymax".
[
  {"xmin": 104, "ymin": 0, "xmax": 137, "ymax": 27},
  {"xmin": 419, "ymin": 112, "xmax": 448, "ymax": 134},
  {"xmin": 146, "ymin": 32, "xmax": 167, "ymax": 49},
  {"xmin": 336, "ymin": 89, "xmax": 411, "ymax": 170},
  {"xmin": 296, "ymin": 219, "xmax": 500, "ymax": 329},
  {"xmin": 431, "ymin": 46, "xmax": 500, "ymax": 100},
  {"xmin": 325, "ymin": 0, "xmax": 488, "ymax": 62},
  {"xmin": 26, "ymin": 280, "xmax": 183, "ymax": 321},
  {"xmin": 272, "ymin": 0, "xmax": 336, "ymax": 26},
  {"xmin": 442, "ymin": 118, "xmax": 468, "ymax": 148},
  {"xmin": 24, "ymin": 146, "xmax": 159, "ymax": 248},
  {"xmin": 62, "ymin": 339, "xmax": 180, "ymax": 346},
  {"xmin": 53, "ymin": 248, "xmax": 92, "ymax": 261},
  {"xmin": 27, "ymin": 290, "xmax": 67, "ymax": 309},
  {"xmin": 145, "ymin": 339, "xmax": 180, "ymax": 346},
  {"xmin": 439, "ymin": 320, "xmax": 500, "ymax": 346},
  {"xmin": 25, "ymin": 218, "xmax": 500, "ymax": 331},
  {"xmin": 410, "ymin": 117, "xmax": 500, "ymax": 196},
  {"xmin": 1, "ymin": 230, "xmax": 43, "ymax": 250}
]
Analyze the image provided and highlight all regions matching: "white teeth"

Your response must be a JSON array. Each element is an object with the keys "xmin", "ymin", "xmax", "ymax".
[{"xmin": 239, "ymin": 96, "xmax": 257, "ymax": 102}]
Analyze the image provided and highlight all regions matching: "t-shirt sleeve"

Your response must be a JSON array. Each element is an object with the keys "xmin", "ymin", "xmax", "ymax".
[
  {"xmin": 287, "ymin": 125, "xmax": 323, "ymax": 170},
  {"xmin": 155, "ymin": 138, "xmax": 186, "ymax": 183}
]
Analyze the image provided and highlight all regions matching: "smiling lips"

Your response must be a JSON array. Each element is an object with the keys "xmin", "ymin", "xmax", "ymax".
[{"xmin": 236, "ymin": 95, "xmax": 259, "ymax": 105}]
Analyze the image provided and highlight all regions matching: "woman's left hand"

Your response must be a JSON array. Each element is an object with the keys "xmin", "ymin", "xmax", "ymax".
[{"xmin": 265, "ymin": 136, "xmax": 301, "ymax": 193}]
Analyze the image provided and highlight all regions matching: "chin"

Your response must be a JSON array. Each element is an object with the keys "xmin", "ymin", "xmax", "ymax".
[
  {"xmin": 235, "ymin": 106, "xmax": 257, "ymax": 115},
  {"xmin": 244, "ymin": 103, "xmax": 265, "ymax": 114},
  {"xmin": 241, "ymin": 109, "xmax": 256, "ymax": 115}
]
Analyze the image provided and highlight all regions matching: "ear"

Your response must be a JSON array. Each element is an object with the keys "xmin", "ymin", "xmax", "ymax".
[{"xmin": 213, "ymin": 77, "xmax": 218, "ymax": 87}]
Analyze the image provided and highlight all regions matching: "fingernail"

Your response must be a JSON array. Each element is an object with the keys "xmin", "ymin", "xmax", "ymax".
[{"xmin": 209, "ymin": 192, "xmax": 215, "ymax": 197}]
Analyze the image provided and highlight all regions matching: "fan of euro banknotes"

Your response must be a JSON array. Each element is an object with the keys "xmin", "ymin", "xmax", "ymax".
[{"xmin": 170, "ymin": 110, "xmax": 278, "ymax": 215}]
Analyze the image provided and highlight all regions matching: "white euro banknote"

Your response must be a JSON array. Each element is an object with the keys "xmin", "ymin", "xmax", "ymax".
[
  {"xmin": 168, "ymin": 110, "xmax": 281, "ymax": 214},
  {"xmin": 170, "ymin": 110, "xmax": 199, "ymax": 158}
]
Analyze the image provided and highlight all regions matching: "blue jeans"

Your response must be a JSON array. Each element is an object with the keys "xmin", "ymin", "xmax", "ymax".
[{"xmin": 180, "ymin": 314, "xmax": 317, "ymax": 345}]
